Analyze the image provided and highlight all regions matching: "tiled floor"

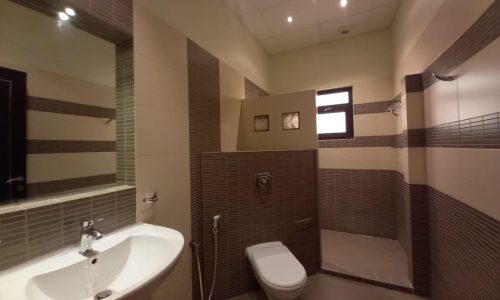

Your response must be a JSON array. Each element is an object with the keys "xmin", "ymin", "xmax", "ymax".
[
  {"xmin": 227, "ymin": 273, "xmax": 427, "ymax": 300},
  {"xmin": 321, "ymin": 230, "xmax": 411, "ymax": 288}
]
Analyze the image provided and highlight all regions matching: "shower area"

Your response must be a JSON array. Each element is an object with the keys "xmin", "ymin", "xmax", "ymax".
[
  {"xmin": 319, "ymin": 169, "xmax": 411, "ymax": 288},
  {"xmin": 318, "ymin": 95, "xmax": 413, "ymax": 290}
]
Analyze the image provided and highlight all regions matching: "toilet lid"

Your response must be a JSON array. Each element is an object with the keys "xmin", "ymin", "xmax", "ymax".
[{"xmin": 249, "ymin": 244, "xmax": 307, "ymax": 289}]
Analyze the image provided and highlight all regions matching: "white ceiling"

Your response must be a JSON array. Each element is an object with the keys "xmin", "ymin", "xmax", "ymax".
[{"xmin": 226, "ymin": 0, "xmax": 400, "ymax": 55}]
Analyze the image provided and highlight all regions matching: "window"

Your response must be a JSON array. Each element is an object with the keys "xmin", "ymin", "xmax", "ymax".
[{"xmin": 316, "ymin": 86, "xmax": 353, "ymax": 140}]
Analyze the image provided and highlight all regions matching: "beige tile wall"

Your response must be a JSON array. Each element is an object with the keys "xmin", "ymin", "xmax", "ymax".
[
  {"xmin": 319, "ymin": 147, "xmax": 398, "ymax": 171},
  {"xmin": 392, "ymin": 0, "xmax": 494, "ymax": 94},
  {"xmin": 133, "ymin": 3, "xmax": 192, "ymax": 299},
  {"xmin": 27, "ymin": 153, "xmax": 116, "ymax": 183},
  {"xmin": 27, "ymin": 111, "xmax": 115, "ymax": 141}
]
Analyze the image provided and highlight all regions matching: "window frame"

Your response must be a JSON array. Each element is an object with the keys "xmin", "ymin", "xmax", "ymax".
[{"xmin": 316, "ymin": 86, "xmax": 354, "ymax": 140}]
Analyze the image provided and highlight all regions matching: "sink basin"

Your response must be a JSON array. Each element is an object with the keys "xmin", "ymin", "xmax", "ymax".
[{"xmin": 0, "ymin": 223, "xmax": 184, "ymax": 300}]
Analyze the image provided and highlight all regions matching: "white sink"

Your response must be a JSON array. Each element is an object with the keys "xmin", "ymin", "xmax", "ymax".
[{"xmin": 0, "ymin": 223, "xmax": 184, "ymax": 300}]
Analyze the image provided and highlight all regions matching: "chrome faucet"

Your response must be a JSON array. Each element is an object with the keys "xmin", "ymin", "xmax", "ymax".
[{"xmin": 79, "ymin": 219, "xmax": 103, "ymax": 255}]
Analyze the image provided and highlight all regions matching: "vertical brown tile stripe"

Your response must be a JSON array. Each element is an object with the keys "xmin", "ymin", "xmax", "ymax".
[
  {"xmin": 402, "ymin": 74, "xmax": 424, "ymax": 93},
  {"xmin": 187, "ymin": 39, "xmax": 221, "ymax": 300},
  {"xmin": 319, "ymin": 169, "xmax": 398, "ymax": 239},
  {"xmin": 422, "ymin": 0, "xmax": 500, "ymax": 89},
  {"xmin": 115, "ymin": 39, "xmax": 135, "ymax": 186},
  {"xmin": 428, "ymin": 187, "xmax": 499, "ymax": 299},
  {"xmin": 27, "ymin": 174, "xmax": 116, "ymax": 197},
  {"xmin": 9, "ymin": 0, "xmax": 133, "ymax": 44},
  {"xmin": 201, "ymin": 150, "xmax": 319, "ymax": 299},
  {"xmin": 408, "ymin": 184, "xmax": 430, "ymax": 296},
  {"xmin": 244, "ymin": 78, "xmax": 269, "ymax": 99},
  {"xmin": 395, "ymin": 173, "xmax": 411, "ymax": 266},
  {"xmin": 0, "ymin": 187, "xmax": 136, "ymax": 271}
]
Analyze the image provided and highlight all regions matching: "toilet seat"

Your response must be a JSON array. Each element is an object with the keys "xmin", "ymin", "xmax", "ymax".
[{"xmin": 246, "ymin": 242, "xmax": 307, "ymax": 290}]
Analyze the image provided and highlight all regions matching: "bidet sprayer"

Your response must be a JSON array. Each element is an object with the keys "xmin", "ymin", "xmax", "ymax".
[{"xmin": 213, "ymin": 214, "xmax": 221, "ymax": 229}]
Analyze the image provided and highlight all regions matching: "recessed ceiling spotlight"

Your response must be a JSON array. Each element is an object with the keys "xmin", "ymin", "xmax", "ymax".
[
  {"xmin": 58, "ymin": 12, "xmax": 70, "ymax": 21},
  {"xmin": 65, "ymin": 7, "xmax": 76, "ymax": 16},
  {"xmin": 340, "ymin": 0, "xmax": 348, "ymax": 8},
  {"xmin": 287, "ymin": 16, "xmax": 293, "ymax": 23}
]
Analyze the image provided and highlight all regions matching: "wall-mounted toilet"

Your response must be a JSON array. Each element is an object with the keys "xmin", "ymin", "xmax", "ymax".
[{"xmin": 246, "ymin": 242, "xmax": 307, "ymax": 300}]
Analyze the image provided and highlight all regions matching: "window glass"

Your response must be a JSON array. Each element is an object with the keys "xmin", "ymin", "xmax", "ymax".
[{"xmin": 317, "ymin": 112, "xmax": 346, "ymax": 134}]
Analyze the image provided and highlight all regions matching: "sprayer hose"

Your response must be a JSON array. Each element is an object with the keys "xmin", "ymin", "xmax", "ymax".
[{"xmin": 208, "ymin": 227, "xmax": 218, "ymax": 300}]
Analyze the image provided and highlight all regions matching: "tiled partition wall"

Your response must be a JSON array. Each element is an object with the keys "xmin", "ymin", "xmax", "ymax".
[
  {"xmin": 0, "ymin": 187, "xmax": 136, "ymax": 271},
  {"xmin": 187, "ymin": 40, "xmax": 221, "ymax": 300},
  {"xmin": 188, "ymin": 39, "xmax": 270, "ymax": 299},
  {"xmin": 420, "ymin": 3, "xmax": 500, "ymax": 297},
  {"xmin": 396, "ymin": 1, "xmax": 500, "ymax": 297},
  {"xmin": 201, "ymin": 150, "xmax": 319, "ymax": 299}
]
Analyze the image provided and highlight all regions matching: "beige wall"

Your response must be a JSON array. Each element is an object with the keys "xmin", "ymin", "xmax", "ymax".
[
  {"xmin": 135, "ymin": 0, "xmax": 270, "ymax": 92},
  {"xmin": 238, "ymin": 90, "xmax": 318, "ymax": 151},
  {"xmin": 270, "ymin": 29, "xmax": 393, "ymax": 96},
  {"xmin": 134, "ymin": 3, "xmax": 192, "ymax": 299},
  {"xmin": 269, "ymin": 29, "xmax": 397, "ymax": 171},
  {"xmin": 392, "ymin": 0, "xmax": 494, "ymax": 93},
  {"xmin": 0, "ymin": 1, "xmax": 115, "ymax": 88}
]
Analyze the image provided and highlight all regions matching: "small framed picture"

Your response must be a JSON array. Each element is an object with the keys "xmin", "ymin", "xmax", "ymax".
[
  {"xmin": 282, "ymin": 112, "xmax": 300, "ymax": 130},
  {"xmin": 254, "ymin": 115, "xmax": 269, "ymax": 132}
]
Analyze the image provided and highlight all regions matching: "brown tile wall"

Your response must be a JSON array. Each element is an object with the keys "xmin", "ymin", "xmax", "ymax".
[
  {"xmin": 425, "ymin": 112, "xmax": 500, "ymax": 149},
  {"xmin": 27, "ymin": 140, "xmax": 115, "ymax": 154},
  {"xmin": 319, "ymin": 135, "xmax": 397, "ymax": 148},
  {"xmin": 407, "ymin": 184, "xmax": 430, "ymax": 295},
  {"xmin": 187, "ymin": 40, "xmax": 221, "ymax": 300},
  {"xmin": 394, "ymin": 173, "xmax": 412, "ymax": 278},
  {"xmin": 201, "ymin": 150, "xmax": 320, "ymax": 299},
  {"xmin": 428, "ymin": 186, "xmax": 499, "ymax": 299},
  {"xmin": 319, "ymin": 169, "xmax": 398, "ymax": 239},
  {"xmin": 321, "ymin": 111, "xmax": 500, "ymax": 149},
  {"xmin": 0, "ymin": 187, "xmax": 136, "ymax": 271},
  {"xmin": 26, "ymin": 174, "xmax": 116, "ymax": 197},
  {"xmin": 244, "ymin": 78, "xmax": 269, "ymax": 99}
]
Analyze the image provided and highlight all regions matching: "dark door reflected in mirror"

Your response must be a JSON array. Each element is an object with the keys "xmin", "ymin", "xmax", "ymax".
[{"xmin": 0, "ymin": 66, "xmax": 27, "ymax": 201}]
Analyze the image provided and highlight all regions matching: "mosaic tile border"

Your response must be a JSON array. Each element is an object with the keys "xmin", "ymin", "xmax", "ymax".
[
  {"xmin": 0, "ymin": 187, "xmax": 136, "ymax": 271},
  {"xmin": 27, "ymin": 174, "xmax": 116, "ymax": 197}
]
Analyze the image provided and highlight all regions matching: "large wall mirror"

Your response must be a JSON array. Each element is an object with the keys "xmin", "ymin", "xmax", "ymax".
[{"xmin": 0, "ymin": 1, "xmax": 117, "ymax": 202}]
